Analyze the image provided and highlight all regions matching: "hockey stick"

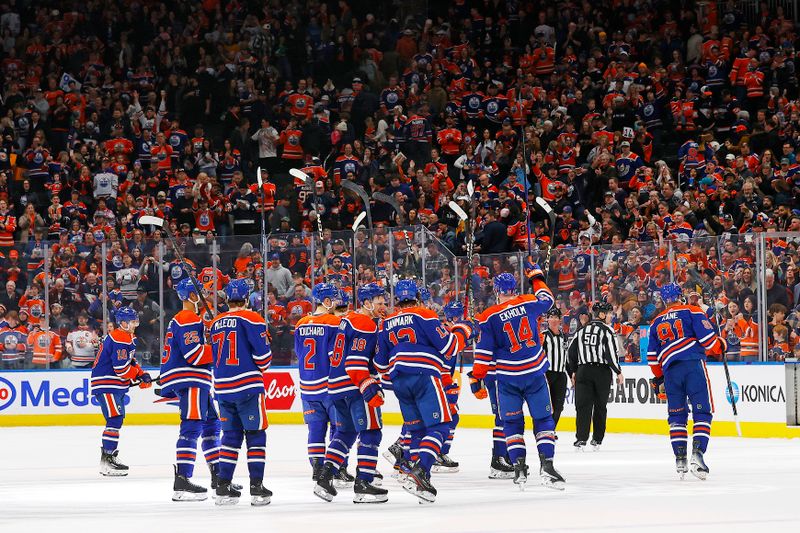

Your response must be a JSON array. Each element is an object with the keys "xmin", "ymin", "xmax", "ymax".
[
  {"xmin": 342, "ymin": 180, "xmax": 377, "ymax": 275},
  {"xmin": 351, "ymin": 211, "xmax": 367, "ymax": 302},
  {"xmin": 373, "ymin": 191, "xmax": 416, "ymax": 279},
  {"xmin": 256, "ymin": 167, "xmax": 269, "ymax": 322},
  {"xmin": 290, "ymin": 167, "xmax": 327, "ymax": 280},
  {"xmin": 534, "ymin": 197, "xmax": 557, "ymax": 275},
  {"xmin": 449, "ymin": 197, "xmax": 475, "ymax": 373},
  {"xmin": 139, "ymin": 215, "xmax": 214, "ymax": 319},
  {"xmin": 721, "ymin": 349, "xmax": 742, "ymax": 436}
]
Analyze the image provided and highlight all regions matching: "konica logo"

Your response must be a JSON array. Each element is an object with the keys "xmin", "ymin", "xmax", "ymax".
[
  {"xmin": 726, "ymin": 381, "xmax": 740, "ymax": 404},
  {"xmin": 0, "ymin": 376, "xmax": 17, "ymax": 411}
]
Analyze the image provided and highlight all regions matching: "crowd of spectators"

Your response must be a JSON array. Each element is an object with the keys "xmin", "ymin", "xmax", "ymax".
[{"xmin": 1, "ymin": 0, "xmax": 800, "ymax": 368}]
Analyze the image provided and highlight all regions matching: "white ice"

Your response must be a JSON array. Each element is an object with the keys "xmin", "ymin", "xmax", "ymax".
[{"xmin": 0, "ymin": 425, "xmax": 798, "ymax": 533}]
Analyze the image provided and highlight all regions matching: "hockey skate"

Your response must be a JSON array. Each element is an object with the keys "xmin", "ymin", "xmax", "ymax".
[
  {"xmin": 539, "ymin": 453, "xmax": 566, "ymax": 491},
  {"xmin": 100, "ymin": 448, "xmax": 129, "ymax": 477},
  {"xmin": 209, "ymin": 464, "xmax": 242, "ymax": 500},
  {"xmin": 675, "ymin": 449, "xmax": 689, "ymax": 480},
  {"xmin": 589, "ymin": 439, "xmax": 601, "ymax": 452},
  {"xmin": 513, "ymin": 458, "xmax": 529, "ymax": 491},
  {"xmin": 249, "ymin": 479, "xmax": 272, "ymax": 506},
  {"xmin": 353, "ymin": 478, "xmax": 388, "ymax": 504},
  {"xmin": 431, "ymin": 453, "xmax": 459, "ymax": 473},
  {"xmin": 573, "ymin": 440, "xmax": 587, "ymax": 452},
  {"xmin": 394, "ymin": 458, "xmax": 412, "ymax": 481},
  {"xmin": 172, "ymin": 465, "xmax": 208, "ymax": 501},
  {"xmin": 690, "ymin": 442, "xmax": 709, "ymax": 480},
  {"xmin": 311, "ymin": 457, "xmax": 323, "ymax": 481},
  {"xmin": 402, "ymin": 463, "xmax": 437, "ymax": 504},
  {"xmin": 214, "ymin": 479, "xmax": 241, "ymax": 506},
  {"xmin": 382, "ymin": 442, "xmax": 403, "ymax": 467},
  {"xmin": 357, "ymin": 468, "xmax": 383, "ymax": 486},
  {"xmin": 334, "ymin": 467, "xmax": 355, "ymax": 488},
  {"xmin": 489, "ymin": 455, "xmax": 515, "ymax": 479},
  {"xmin": 313, "ymin": 464, "xmax": 338, "ymax": 502}
]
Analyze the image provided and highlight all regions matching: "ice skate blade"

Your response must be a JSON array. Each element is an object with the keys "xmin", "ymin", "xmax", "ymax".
[
  {"xmin": 515, "ymin": 480, "xmax": 527, "ymax": 491},
  {"xmin": 431, "ymin": 465, "xmax": 459, "ymax": 474},
  {"xmin": 541, "ymin": 477, "xmax": 566, "ymax": 491},
  {"xmin": 488, "ymin": 468, "xmax": 514, "ymax": 480},
  {"xmin": 353, "ymin": 494, "xmax": 388, "ymax": 504},
  {"xmin": 401, "ymin": 482, "xmax": 436, "ymax": 504},
  {"xmin": 214, "ymin": 495, "xmax": 239, "ymax": 506},
  {"xmin": 382, "ymin": 451, "xmax": 398, "ymax": 466},
  {"xmin": 334, "ymin": 479, "xmax": 354, "ymax": 489},
  {"xmin": 172, "ymin": 490, "xmax": 208, "ymax": 502},
  {"xmin": 251, "ymin": 495, "xmax": 271, "ymax": 506},
  {"xmin": 100, "ymin": 469, "xmax": 128, "ymax": 477},
  {"xmin": 690, "ymin": 466, "xmax": 708, "ymax": 481},
  {"xmin": 313, "ymin": 486, "xmax": 335, "ymax": 502},
  {"xmin": 574, "ymin": 447, "xmax": 585, "ymax": 453}
]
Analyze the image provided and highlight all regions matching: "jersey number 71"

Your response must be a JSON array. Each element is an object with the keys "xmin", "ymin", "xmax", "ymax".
[{"xmin": 212, "ymin": 331, "xmax": 239, "ymax": 366}]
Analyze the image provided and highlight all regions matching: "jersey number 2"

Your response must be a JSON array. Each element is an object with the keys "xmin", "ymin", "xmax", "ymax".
[
  {"xmin": 303, "ymin": 338, "xmax": 316, "ymax": 371},
  {"xmin": 503, "ymin": 317, "xmax": 536, "ymax": 353},
  {"xmin": 212, "ymin": 331, "xmax": 239, "ymax": 366}
]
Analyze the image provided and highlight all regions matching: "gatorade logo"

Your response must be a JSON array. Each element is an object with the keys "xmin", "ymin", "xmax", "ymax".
[
  {"xmin": 0, "ymin": 376, "xmax": 17, "ymax": 411},
  {"xmin": 725, "ymin": 382, "xmax": 740, "ymax": 404}
]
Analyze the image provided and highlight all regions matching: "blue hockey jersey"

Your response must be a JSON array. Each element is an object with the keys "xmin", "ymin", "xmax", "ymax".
[
  {"xmin": 328, "ymin": 311, "xmax": 378, "ymax": 398},
  {"xmin": 294, "ymin": 312, "xmax": 340, "ymax": 399},
  {"xmin": 159, "ymin": 309, "xmax": 213, "ymax": 394},
  {"xmin": 0, "ymin": 327, "xmax": 28, "ymax": 363},
  {"xmin": 209, "ymin": 309, "xmax": 272, "ymax": 401},
  {"xmin": 90, "ymin": 330, "xmax": 141, "ymax": 394},
  {"xmin": 474, "ymin": 279, "xmax": 554, "ymax": 382},
  {"xmin": 375, "ymin": 306, "xmax": 468, "ymax": 379},
  {"xmin": 647, "ymin": 304, "xmax": 724, "ymax": 375}
]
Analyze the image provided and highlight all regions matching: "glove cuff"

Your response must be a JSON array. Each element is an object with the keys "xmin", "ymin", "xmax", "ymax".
[{"xmin": 358, "ymin": 377, "xmax": 379, "ymax": 394}]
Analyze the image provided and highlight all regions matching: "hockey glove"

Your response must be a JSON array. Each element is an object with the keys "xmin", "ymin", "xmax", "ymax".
[
  {"xmin": 359, "ymin": 378, "xmax": 385, "ymax": 408},
  {"xmin": 649, "ymin": 375, "xmax": 666, "ymax": 401},
  {"xmin": 467, "ymin": 371, "xmax": 488, "ymax": 400},
  {"xmin": 453, "ymin": 319, "xmax": 479, "ymax": 342},
  {"xmin": 528, "ymin": 261, "xmax": 546, "ymax": 281},
  {"xmin": 137, "ymin": 372, "xmax": 153, "ymax": 389}
]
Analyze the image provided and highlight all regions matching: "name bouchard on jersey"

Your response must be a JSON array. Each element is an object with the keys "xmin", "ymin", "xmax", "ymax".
[
  {"xmin": 498, "ymin": 306, "xmax": 525, "ymax": 322},
  {"xmin": 296, "ymin": 325, "xmax": 326, "ymax": 337}
]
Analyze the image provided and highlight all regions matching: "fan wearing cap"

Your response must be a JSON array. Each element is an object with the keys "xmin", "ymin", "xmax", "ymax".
[
  {"xmin": 645, "ymin": 283, "xmax": 726, "ymax": 480},
  {"xmin": 91, "ymin": 306, "xmax": 152, "ymax": 477}
]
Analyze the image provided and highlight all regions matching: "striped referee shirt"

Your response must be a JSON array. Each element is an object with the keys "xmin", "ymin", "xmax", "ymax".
[
  {"xmin": 541, "ymin": 329, "xmax": 567, "ymax": 373},
  {"xmin": 566, "ymin": 320, "xmax": 622, "ymax": 375}
]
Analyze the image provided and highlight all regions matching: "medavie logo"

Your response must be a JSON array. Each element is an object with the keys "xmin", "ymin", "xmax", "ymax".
[
  {"xmin": 262, "ymin": 372, "xmax": 296, "ymax": 410},
  {"xmin": 0, "ymin": 376, "xmax": 17, "ymax": 411}
]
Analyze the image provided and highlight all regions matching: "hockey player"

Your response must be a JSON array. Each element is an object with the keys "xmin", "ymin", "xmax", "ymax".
[
  {"xmin": 473, "ymin": 270, "xmax": 565, "ymax": 491},
  {"xmin": 647, "ymin": 283, "xmax": 725, "ymax": 480},
  {"xmin": 90, "ymin": 306, "xmax": 152, "ymax": 476},
  {"xmin": 294, "ymin": 283, "xmax": 342, "ymax": 480},
  {"xmin": 376, "ymin": 280, "xmax": 476, "ymax": 503},
  {"xmin": 160, "ymin": 278, "xmax": 226, "ymax": 501},
  {"xmin": 209, "ymin": 279, "xmax": 273, "ymax": 506},
  {"xmin": 314, "ymin": 282, "xmax": 388, "ymax": 504}
]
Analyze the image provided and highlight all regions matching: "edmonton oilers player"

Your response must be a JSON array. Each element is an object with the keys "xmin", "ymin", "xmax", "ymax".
[
  {"xmin": 647, "ymin": 283, "xmax": 726, "ymax": 480},
  {"xmin": 314, "ymin": 282, "xmax": 388, "ymax": 504},
  {"xmin": 294, "ymin": 283, "xmax": 342, "ymax": 480},
  {"xmin": 91, "ymin": 306, "xmax": 152, "ymax": 476},
  {"xmin": 209, "ymin": 279, "xmax": 273, "ymax": 506},
  {"xmin": 159, "ymin": 278, "xmax": 226, "ymax": 501},
  {"xmin": 375, "ymin": 280, "xmax": 476, "ymax": 503},
  {"xmin": 473, "ymin": 271, "xmax": 565, "ymax": 490}
]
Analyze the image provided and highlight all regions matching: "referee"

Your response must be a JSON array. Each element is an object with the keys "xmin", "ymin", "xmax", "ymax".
[
  {"xmin": 541, "ymin": 307, "xmax": 568, "ymax": 430},
  {"xmin": 567, "ymin": 301, "xmax": 624, "ymax": 451}
]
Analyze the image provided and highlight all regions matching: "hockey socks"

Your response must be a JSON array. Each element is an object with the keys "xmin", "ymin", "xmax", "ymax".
[
  {"xmin": 102, "ymin": 426, "xmax": 121, "ymax": 453},
  {"xmin": 324, "ymin": 432, "xmax": 357, "ymax": 472},
  {"xmin": 218, "ymin": 430, "xmax": 243, "ymax": 482},
  {"xmin": 533, "ymin": 417, "xmax": 556, "ymax": 460},
  {"xmin": 692, "ymin": 415, "xmax": 712, "ymax": 453},
  {"xmin": 245, "ymin": 430, "xmax": 267, "ymax": 480},
  {"xmin": 356, "ymin": 429, "xmax": 381, "ymax": 482},
  {"xmin": 176, "ymin": 420, "xmax": 202, "ymax": 478},
  {"xmin": 669, "ymin": 423, "xmax": 689, "ymax": 456},
  {"xmin": 201, "ymin": 417, "xmax": 222, "ymax": 467},
  {"xmin": 307, "ymin": 420, "xmax": 327, "ymax": 466},
  {"xmin": 504, "ymin": 419, "xmax": 526, "ymax": 464}
]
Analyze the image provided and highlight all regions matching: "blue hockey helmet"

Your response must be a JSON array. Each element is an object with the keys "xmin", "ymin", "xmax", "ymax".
[
  {"xmin": 418, "ymin": 285, "xmax": 431, "ymax": 303},
  {"xmin": 225, "ymin": 278, "xmax": 250, "ymax": 301},
  {"xmin": 336, "ymin": 288, "xmax": 350, "ymax": 309},
  {"xmin": 443, "ymin": 300, "xmax": 465, "ymax": 321},
  {"xmin": 312, "ymin": 282, "xmax": 338, "ymax": 305},
  {"xmin": 493, "ymin": 273, "xmax": 517, "ymax": 295},
  {"xmin": 358, "ymin": 283, "xmax": 385, "ymax": 304},
  {"xmin": 175, "ymin": 278, "xmax": 198, "ymax": 301},
  {"xmin": 394, "ymin": 279, "xmax": 419, "ymax": 303},
  {"xmin": 659, "ymin": 283, "xmax": 682, "ymax": 304},
  {"xmin": 114, "ymin": 306, "xmax": 138, "ymax": 324}
]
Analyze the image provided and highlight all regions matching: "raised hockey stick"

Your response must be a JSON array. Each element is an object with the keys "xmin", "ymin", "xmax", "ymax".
[
  {"xmin": 449, "ymin": 196, "xmax": 475, "ymax": 373},
  {"xmin": 351, "ymin": 211, "xmax": 367, "ymax": 303},
  {"xmin": 342, "ymin": 180, "xmax": 377, "ymax": 275},
  {"xmin": 139, "ymin": 215, "xmax": 214, "ymax": 319},
  {"xmin": 534, "ymin": 197, "xmax": 557, "ymax": 275},
  {"xmin": 721, "ymin": 349, "xmax": 742, "ymax": 437},
  {"xmin": 373, "ymin": 191, "xmax": 416, "ymax": 279},
  {"xmin": 256, "ymin": 167, "xmax": 269, "ymax": 322},
  {"xmin": 290, "ymin": 167, "xmax": 327, "ymax": 280}
]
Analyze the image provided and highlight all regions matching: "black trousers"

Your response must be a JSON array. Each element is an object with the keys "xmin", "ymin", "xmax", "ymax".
[
  {"xmin": 575, "ymin": 364, "xmax": 613, "ymax": 443},
  {"xmin": 545, "ymin": 370, "xmax": 568, "ymax": 429}
]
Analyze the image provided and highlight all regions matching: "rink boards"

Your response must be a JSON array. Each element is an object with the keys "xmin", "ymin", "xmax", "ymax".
[{"xmin": 1, "ymin": 365, "xmax": 798, "ymax": 438}]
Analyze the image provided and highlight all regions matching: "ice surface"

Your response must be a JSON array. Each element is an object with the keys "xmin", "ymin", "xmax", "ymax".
[{"xmin": 0, "ymin": 425, "xmax": 798, "ymax": 533}]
